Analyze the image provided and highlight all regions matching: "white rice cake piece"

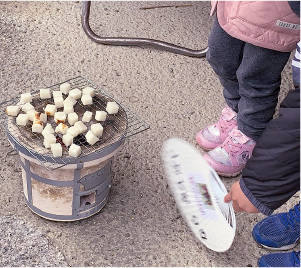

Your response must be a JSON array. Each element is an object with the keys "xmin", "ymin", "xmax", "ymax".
[
  {"xmin": 95, "ymin": 111, "xmax": 107, "ymax": 121},
  {"xmin": 27, "ymin": 110, "xmax": 36, "ymax": 121},
  {"xmin": 20, "ymin": 93, "xmax": 32, "ymax": 103},
  {"xmin": 82, "ymin": 111, "xmax": 93, "ymax": 122},
  {"xmin": 32, "ymin": 120, "xmax": 44, "ymax": 133},
  {"xmin": 106, "ymin": 101, "xmax": 119, "ymax": 114},
  {"xmin": 55, "ymin": 123, "xmax": 69, "ymax": 135},
  {"xmin": 82, "ymin": 86, "xmax": 95, "ymax": 97},
  {"xmin": 64, "ymin": 95, "xmax": 77, "ymax": 106},
  {"xmin": 91, "ymin": 123, "xmax": 103, "ymax": 137},
  {"xmin": 69, "ymin": 88, "xmax": 82, "ymax": 100},
  {"xmin": 67, "ymin": 126, "xmax": 80, "ymax": 137},
  {"xmin": 43, "ymin": 133, "xmax": 56, "ymax": 149},
  {"xmin": 60, "ymin": 82, "xmax": 71, "ymax": 94},
  {"xmin": 32, "ymin": 112, "xmax": 47, "ymax": 123},
  {"xmin": 74, "ymin": 121, "xmax": 87, "ymax": 134},
  {"xmin": 50, "ymin": 143, "xmax": 62, "ymax": 157},
  {"xmin": 62, "ymin": 133, "xmax": 73, "ymax": 147},
  {"xmin": 42, "ymin": 123, "xmax": 54, "ymax": 136},
  {"xmin": 16, "ymin": 113, "xmax": 29, "ymax": 126},
  {"xmin": 68, "ymin": 112, "xmax": 79, "ymax": 126},
  {"xmin": 69, "ymin": 144, "xmax": 81, "ymax": 157},
  {"xmin": 85, "ymin": 130, "xmax": 99, "ymax": 145},
  {"xmin": 40, "ymin": 113, "xmax": 47, "ymax": 123},
  {"xmin": 81, "ymin": 94, "xmax": 93, "ymax": 105},
  {"xmin": 45, "ymin": 104, "xmax": 57, "ymax": 116},
  {"xmin": 40, "ymin": 88, "xmax": 51, "ymax": 99},
  {"xmin": 63, "ymin": 102, "xmax": 74, "ymax": 114},
  {"xmin": 21, "ymin": 102, "xmax": 35, "ymax": 113},
  {"xmin": 54, "ymin": 112, "xmax": 66, "ymax": 124},
  {"xmin": 6, "ymin": 105, "xmax": 20, "ymax": 116},
  {"xmin": 53, "ymin": 90, "xmax": 63, "ymax": 99},
  {"xmin": 54, "ymin": 96, "xmax": 64, "ymax": 108}
]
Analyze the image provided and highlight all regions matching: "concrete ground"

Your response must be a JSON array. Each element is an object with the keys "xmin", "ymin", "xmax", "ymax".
[{"xmin": 0, "ymin": 1, "xmax": 299, "ymax": 267}]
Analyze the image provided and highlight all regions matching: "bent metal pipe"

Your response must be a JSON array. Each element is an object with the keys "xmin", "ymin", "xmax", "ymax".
[{"xmin": 81, "ymin": 1, "xmax": 208, "ymax": 58}]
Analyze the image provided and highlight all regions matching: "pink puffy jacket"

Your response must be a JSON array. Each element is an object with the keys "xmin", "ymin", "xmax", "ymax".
[{"xmin": 210, "ymin": 1, "xmax": 300, "ymax": 52}]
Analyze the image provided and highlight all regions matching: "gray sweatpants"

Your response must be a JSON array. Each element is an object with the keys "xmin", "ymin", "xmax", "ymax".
[{"xmin": 206, "ymin": 18, "xmax": 291, "ymax": 141}]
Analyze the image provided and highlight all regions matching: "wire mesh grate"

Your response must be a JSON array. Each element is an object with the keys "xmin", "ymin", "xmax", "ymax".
[{"xmin": 0, "ymin": 76, "xmax": 149, "ymax": 170}]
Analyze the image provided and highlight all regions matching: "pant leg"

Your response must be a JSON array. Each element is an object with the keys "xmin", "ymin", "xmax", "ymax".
[
  {"xmin": 206, "ymin": 18, "xmax": 245, "ymax": 112},
  {"xmin": 236, "ymin": 43, "xmax": 291, "ymax": 141}
]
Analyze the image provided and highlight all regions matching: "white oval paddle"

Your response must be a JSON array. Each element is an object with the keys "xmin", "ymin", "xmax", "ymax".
[{"xmin": 162, "ymin": 138, "xmax": 236, "ymax": 252}]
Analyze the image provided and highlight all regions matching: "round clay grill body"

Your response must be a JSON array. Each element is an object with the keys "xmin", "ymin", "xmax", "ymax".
[{"xmin": 7, "ymin": 90, "xmax": 127, "ymax": 221}]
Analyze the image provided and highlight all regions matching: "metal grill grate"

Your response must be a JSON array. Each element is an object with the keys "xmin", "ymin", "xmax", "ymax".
[{"xmin": 0, "ymin": 76, "xmax": 149, "ymax": 170}]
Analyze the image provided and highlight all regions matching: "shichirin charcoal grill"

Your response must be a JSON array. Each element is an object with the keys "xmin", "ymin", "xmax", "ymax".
[{"xmin": 0, "ymin": 76, "xmax": 149, "ymax": 221}]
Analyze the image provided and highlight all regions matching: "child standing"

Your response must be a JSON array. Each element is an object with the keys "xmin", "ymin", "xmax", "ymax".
[{"xmin": 196, "ymin": 1, "xmax": 300, "ymax": 177}]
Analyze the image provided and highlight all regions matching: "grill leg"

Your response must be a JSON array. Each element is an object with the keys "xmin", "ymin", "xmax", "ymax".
[{"xmin": 81, "ymin": 1, "xmax": 208, "ymax": 58}]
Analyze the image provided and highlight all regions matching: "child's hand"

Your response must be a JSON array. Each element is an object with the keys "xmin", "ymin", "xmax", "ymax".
[{"xmin": 224, "ymin": 181, "xmax": 259, "ymax": 213}]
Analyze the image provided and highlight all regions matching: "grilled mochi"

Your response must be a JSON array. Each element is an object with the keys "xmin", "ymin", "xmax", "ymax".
[
  {"xmin": 40, "ymin": 88, "xmax": 51, "ymax": 99},
  {"xmin": 95, "ymin": 111, "xmax": 107, "ymax": 121},
  {"xmin": 55, "ymin": 123, "xmax": 69, "ymax": 135},
  {"xmin": 20, "ymin": 93, "xmax": 32, "ymax": 103},
  {"xmin": 45, "ymin": 104, "xmax": 57, "ymax": 116},
  {"xmin": 68, "ymin": 112, "xmax": 79, "ymax": 126},
  {"xmin": 43, "ymin": 133, "xmax": 56, "ymax": 149},
  {"xmin": 62, "ymin": 133, "xmax": 73, "ymax": 147},
  {"xmin": 54, "ymin": 112, "xmax": 66, "ymax": 124},
  {"xmin": 85, "ymin": 130, "xmax": 99, "ymax": 145},
  {"xmin": 82, "ymin": 111, "xmax": 93, "ymax": 122},
  {"xmin": 60, "ymin": 82, "xmax": 71, "ymax": 94},
  {"xmin": 16, "ymin": 113, "xmax": 29, "ymax": 126},
  {"xmin": 6, "ymin": 106, "xmax": 20, "ymax": 116},
  {"xmin": 50, "ymin": 143, "xmax": 62, "ymax": 157},
  {"xmin": 69, "ymin": 144, "xmax": 81, "ymax": 157},
  {"xmin": 91, "ymin": 123, "xmax": 103, "ymax": 137},
  {"xmin": 74, "ymin": 121, "xmax": 87, "ymax": 134}
]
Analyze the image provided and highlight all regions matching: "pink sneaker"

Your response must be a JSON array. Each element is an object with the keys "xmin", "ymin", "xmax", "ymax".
[
  {"xmin": 196, "ymin": 106, "xmax": 238, "ymax": 150},
  {"xmin": 203, "ymin": 127, "xmax": 256, "ymax": 177}
]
